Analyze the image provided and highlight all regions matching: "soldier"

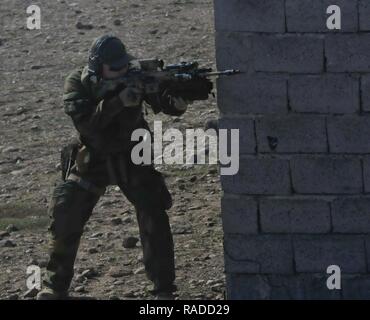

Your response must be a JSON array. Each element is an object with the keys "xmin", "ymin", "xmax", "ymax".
[{"xmin": 37, "ymin": 34, "xmax": 191, "ymax": 300}]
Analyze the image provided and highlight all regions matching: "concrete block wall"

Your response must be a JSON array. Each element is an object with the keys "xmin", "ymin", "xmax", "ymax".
[{"xmin": 215, "ymin": 0, "xmax": 370, "ymax": 299}]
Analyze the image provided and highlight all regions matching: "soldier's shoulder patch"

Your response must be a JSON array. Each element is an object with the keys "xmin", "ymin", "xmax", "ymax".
[{"xmin": 63, "ymin": 67, "xmax": 86, "ymax": 99}]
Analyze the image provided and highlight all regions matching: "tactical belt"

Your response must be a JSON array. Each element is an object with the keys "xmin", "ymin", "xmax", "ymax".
[{"xmin": 67, "ymin": 173, "xmax": 106, "ymax": 196}]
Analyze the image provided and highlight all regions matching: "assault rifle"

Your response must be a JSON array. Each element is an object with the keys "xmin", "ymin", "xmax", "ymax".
[{"xmin": 94, "ymin": 59, "xmax": 240, "ymax": 105}]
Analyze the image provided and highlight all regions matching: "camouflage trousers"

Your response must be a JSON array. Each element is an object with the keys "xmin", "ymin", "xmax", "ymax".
[{"xmin": 43, "ymin": 163, "xmax": 176, "ymax": 294}]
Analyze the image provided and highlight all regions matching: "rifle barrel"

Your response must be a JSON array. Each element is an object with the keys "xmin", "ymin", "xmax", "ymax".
[{"xmin": 200, "ymin": 69, "xmax": 241, "ymax": 77}]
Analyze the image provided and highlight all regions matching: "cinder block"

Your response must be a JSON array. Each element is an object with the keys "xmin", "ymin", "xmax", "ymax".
[
  {"xmin": 289, "ymin": 274, "xmax": 342, "ymax": 299},
  {"xmin": 291, "ymin": 156, "xmax": 362, "ymax": 194},
  {"xmin": 253, "ymin": 35, "xmax": 324, "ymax": 73},
  {"xmin": 226, "ymin": 274, "xmax": 271, "ymax": 300},
  {"xmin": 289, "ymin": 75, "xmax": 359, "ymax": 113},
  {"xmin": 365, "ymin": 237, "xmax": 370, "ymax": 271},
  {"xmin": 256, "ymin": 115, "xmax": 327, "ymax": 153},
  {"xmin": 226, "ymin": 273, "xmax": 342, "ymax": 300},
  {"xmin": 361, "ymin": 75, "xmax": 370, "ymax": 112},
  {"xmin": 224, "ymin": 234, "xmax": 294, "ymax": 274},
  {"xmin": 260, "ymin": 198, "xmax": 331, "ymax": 233},
  {"xmin": 286, "ymin": 0, "xmax": 358, "ymax": 32},
  {"xmin": 216, "ymin": 73, "xmax": 288, "ymax": 114},
  {"xmin": 326, "ymin": 35, "xmax": 370, "ymax": 72},
  {"xmin": 342, "ymin": 275, "xmax": 370, "ymax": 299},
  {"xmin": 361, "ymin": 156, "xmax": 370, "ymax": 193},
  {"xmin": 215, "ymin": 31, "xmax": 254, "ymax": 72},
  {"xmin": 328, "ymin": 116, "xmax": 370, "ymax": 153},
  {"xmin": 218, "ymin": 117, "xmax": 256, "ymax": 154},
  {"xmin": 221, "ymin": 158, "xmax": 291, "ymax": 195},
  {"xmin": 359, "ymin": 0, "xmax": 370, "ymax": 31},
  {"xmin": 221, "ymin": 196, "xmax": 258, "ymax": 234},
  {"xmin": 294, "ymin": 236, "xmax": 366, "ymax": 273},
  {"xmin": 214, "ymin": 0, "xmax": 285, "ymax": 33},
  {"xmin": 332, "ymin": 198, "xmax": 370, "ymax": 233}
]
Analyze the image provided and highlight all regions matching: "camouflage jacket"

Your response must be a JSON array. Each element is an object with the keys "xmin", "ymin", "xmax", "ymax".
[{"xmin": 62, "ymin": 65, "xmax": 185, "ymax": 156}]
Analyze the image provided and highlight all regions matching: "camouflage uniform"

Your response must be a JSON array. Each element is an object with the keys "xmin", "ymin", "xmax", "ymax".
[{"xmin": 43, "ymin": 65, "xmax": 184, "ymax": 295}]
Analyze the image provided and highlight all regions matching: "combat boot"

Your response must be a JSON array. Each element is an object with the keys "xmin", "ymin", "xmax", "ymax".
[{"xmin": 36, "ymin": 288, "xmax": 68, "ymax": 300}]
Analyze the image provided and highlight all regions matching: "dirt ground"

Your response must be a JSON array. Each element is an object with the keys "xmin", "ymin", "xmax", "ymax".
[{"xmin": 0, "ymin": 0, "xmax": 225, "ymax": 300}]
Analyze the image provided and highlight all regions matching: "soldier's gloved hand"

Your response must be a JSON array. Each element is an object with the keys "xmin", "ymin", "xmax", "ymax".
[
  {"xmin": 119, "ymin": 86, "xmax": 144, "ymax": 107},
  {"xmin": 170, "ymin": 96, "xmax": 192, "ymax": 113}
]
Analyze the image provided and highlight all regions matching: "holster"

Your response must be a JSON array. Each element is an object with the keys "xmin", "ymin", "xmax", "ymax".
[
  {"xmin": 61, "ymin": 141, "xmax": 79, "ymax": 181},
  {"xmin": 61, "ymin": 140, "xmax": 90, "ymax": 181}
]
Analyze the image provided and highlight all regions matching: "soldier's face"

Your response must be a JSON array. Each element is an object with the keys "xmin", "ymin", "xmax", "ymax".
[{"xmin": 102, "ymin": 64, "xmax": 128, "ymax": 80}]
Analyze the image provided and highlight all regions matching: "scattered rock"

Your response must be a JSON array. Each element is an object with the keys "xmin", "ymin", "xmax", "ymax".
[
  {"xmin": 206, "ymin": 279, "xmax": 223, "ymax": 286},
  {"xmin": 10, "ymin": 169, "xmax": 27, "ymax": 176},
  {"xmin": 189, "ymin": 205, "xmax": 202, "ymax": 211},
  {"xmin": 107, "ymin": 257, "xmax": 116, "ymax": 263},
  {"xmin": 1, "ymin": 239, "xmax": 16, "ymax": 247},
  {"xmin": 23, "ymin": 287, "xmax": 39, "ymax": 298},
  {"xmin": 122, "ymin": 216, "xmax": 133, "ymax": 224},
  {"xmin": 90, "ymin": 232, "xmax": 103, "ymax": 238},
  {"xmin": 193, "ymin": 293, "xmax": 204, "ymax": 299},
  {"xmin": 88, "ymin": 247, "xmax": 98, "ymax": 254},
  {"xmin": 74, "ymin": 286, "xmax": 85, "ymax": 293},
  {"xmin": 75, "ymin": 275, "xmax": 86, "ymax": 283},
  {"xmin": 133, "ymin": 266, "xmax": 145, "ymax": 275},
  {"xmin": 109, "ymin": 295, "xmax": 120, "ymax": 300},
  {"xmin": 0, "ymin": 231, "xmax": 10, "ymax": 240},
  {"xmin": 211, "ymin": 283, "xmax": 224, "ymax": 292},
  {"xmin": 121, "ymin": 209, "xmax": 133, "ymax": 216},
  {"xmin": 81, "ymin": 268, "xmax": 99, "ymax": 279},
  {"xmin": 30, "ymin": 65, "xmax": 43, "ymax": 70},
  {"xmin": 6, "ymin": 224, "xmax": 18, "ymax": 233},
  {"xmin": 108, "ymin": 267, "xmax": 132, "ymax": 278},
  {"xmin": 113, "ymin": 19, "xmax": 121, "ymax": 26},
  {"xmin": 216, "ymin": 294, "xmax": 224, "ymax": 300},
  {"xmin": 122, "ymin": 290, "xmax": 136, "ymax": 298},
  {"xmin": 111, "ymin": 217, "xmax": 122, "ymax": 226},
  {"xmin": 122, "ymin": 236, "xmax": 139, "ymax": 249},
  {"xmin": 76, "ymin": 21, "xmax": 93, "ymax": 30},
  {"xmin": 178, "ymin": 184, "xmax": 185, "ymax": 191},
  {"xmin": 149, "ymin": 29, "xmax": 158, "ymax": 34},
  {"xmin": 189, "ymin": 176, "xmax": 197, "ymax": 182},
  {"xmin": 172, "ymin": 226, "xmax": 193, "ymax": 235},
  {"xmin": 2, "ymin": 146, "xmax": 19, "ymax": 153}
]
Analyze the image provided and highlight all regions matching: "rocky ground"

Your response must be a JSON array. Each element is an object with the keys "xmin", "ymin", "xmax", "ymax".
[{"xmin": 0, "ymin": 0, "xmax": 225, "ymax": 300}]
